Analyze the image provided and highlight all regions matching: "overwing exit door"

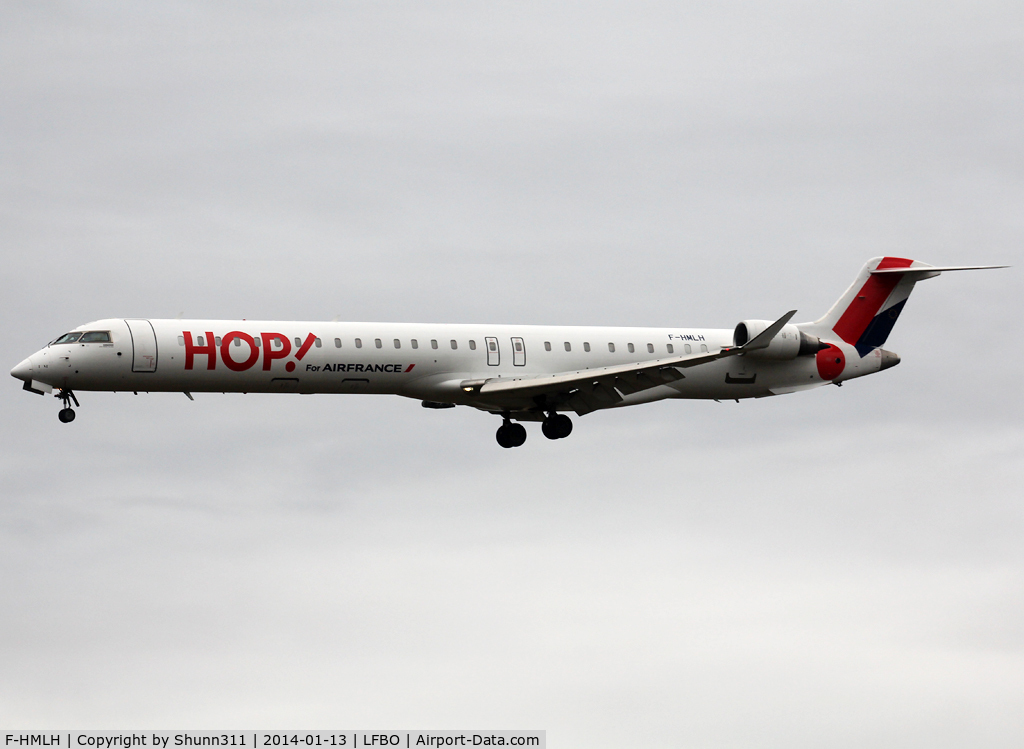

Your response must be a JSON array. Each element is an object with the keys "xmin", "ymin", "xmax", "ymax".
[
  {"xmin": 485, "ymin": 337, "xmax": 500, "ymax": 366},
  {"xmin": 511, "ymin": 337, "xmax": 526, "ymax": 366}
]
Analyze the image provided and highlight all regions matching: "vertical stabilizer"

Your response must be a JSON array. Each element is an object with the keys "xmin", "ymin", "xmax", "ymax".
[{"xmin": 813, "ymin": 257, "xmax": 922, "ymax": 357}]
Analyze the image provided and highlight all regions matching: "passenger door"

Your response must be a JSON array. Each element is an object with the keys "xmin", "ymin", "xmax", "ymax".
[{"xmin": 124, "ymin": 319, "xmax": 158, "ymax": 373}]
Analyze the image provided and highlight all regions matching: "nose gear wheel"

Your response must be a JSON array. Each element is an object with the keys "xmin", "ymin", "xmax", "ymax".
[{"xmin": 56, "ymin": 388, "xmax": 79, "ymax": 423}]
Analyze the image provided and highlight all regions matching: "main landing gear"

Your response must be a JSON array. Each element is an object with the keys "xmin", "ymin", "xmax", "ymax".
[
  {"xmin": 56, "ymin": 388, "xmax": 79, "ymax": 423},
  {"xmin": 495, "ymin": 413, "xmax": 574, "ymax": 448},
  {"xmin": 541, "ymin": 413, "xmax": 573, "ymax": 440},
  {"xmin": 495, "ymin": 418, "xmax": 527, "ymax": 449}
]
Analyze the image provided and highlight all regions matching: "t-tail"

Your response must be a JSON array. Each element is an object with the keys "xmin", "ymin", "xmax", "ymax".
[{"xmin": 807, "ymin": 257, "xmax": 1007, "ymax": 357}]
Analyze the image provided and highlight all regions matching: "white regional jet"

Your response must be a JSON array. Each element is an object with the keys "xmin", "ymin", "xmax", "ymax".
[{"xmin": 10, "ymin": 257, "xmax": 1005, "ymax": 447}]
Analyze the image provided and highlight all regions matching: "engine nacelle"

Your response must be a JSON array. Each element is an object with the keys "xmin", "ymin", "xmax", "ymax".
[{"xmin": 733, "ymin": 321, "xmax": 825, "ymax": 359}]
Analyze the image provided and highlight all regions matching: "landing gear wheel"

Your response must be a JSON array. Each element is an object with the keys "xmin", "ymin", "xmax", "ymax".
[
  {"xmin": 56, "ymin": 388, "xmax": 80, "ymax": 423},
  {"xmin": 496, "ymin": 421, "xmax": 527, "ymax": 448},
  {"xmin": 496, "ymin": 425, "xmax": 514, "ymax": 448},
  {"xmin": 507, "ymin": 422, "xmax": 526, "ymax": 446},
  {"xmin": 542, "ymin": 414, "xmax": 573, "ymax": 439}
]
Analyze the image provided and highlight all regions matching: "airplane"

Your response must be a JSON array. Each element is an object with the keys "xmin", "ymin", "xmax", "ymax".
[{"xmin": 9, "ymin": 256, "xmax": 1006, "ymax": 447}]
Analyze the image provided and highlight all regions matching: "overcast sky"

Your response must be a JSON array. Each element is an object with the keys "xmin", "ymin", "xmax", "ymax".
[{"xmin": 1, "ymin": 2, "xmax": 1022, "ymax": 746}]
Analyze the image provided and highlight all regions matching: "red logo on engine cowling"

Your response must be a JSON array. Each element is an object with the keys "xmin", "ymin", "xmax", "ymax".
[
  {"xmin": 183, "ymin": 331, "xmax": 316, "ymax": 372},
  {"xmin": 816, "ymin": 343, "xmax": 846, "ymax": 381}
]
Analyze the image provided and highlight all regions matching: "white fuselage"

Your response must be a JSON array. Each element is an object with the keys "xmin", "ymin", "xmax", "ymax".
[{"xmin": 15, "ymin": 317, "xmax": 882, "ymax": 413}]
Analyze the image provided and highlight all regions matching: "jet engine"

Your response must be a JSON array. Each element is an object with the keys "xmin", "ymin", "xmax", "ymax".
[{"xmin": 733, "ymin": 320, "xmax": 827, "ymax": 359}]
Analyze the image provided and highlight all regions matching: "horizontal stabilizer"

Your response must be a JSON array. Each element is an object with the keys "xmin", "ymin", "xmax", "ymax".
[{"xmin": 870, "ymin": 264, "xmax": 1008, "ymax": 275}]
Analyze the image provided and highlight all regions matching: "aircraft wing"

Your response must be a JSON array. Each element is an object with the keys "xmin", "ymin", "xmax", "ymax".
[{"xmin": 463, "ymin": 311, "xmax": 797, "ymax": 416}]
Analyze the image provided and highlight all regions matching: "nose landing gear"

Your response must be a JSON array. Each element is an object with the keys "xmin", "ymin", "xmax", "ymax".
[
  {"xmin": 56, "ymin": 388, "xmax": 79, "ymax": 423},
  {"xmin": 495, "ymin": 417, "xmax": 527, "ymax": 448}
]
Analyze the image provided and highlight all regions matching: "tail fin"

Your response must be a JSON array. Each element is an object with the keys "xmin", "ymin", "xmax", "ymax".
[
  {"xmin": 812, "ymin": 257, "xmax": 923, "ymax": 357},
  {"xmin": 811, "ymin": 257, "xmax": 1008, "ymax": 357}
]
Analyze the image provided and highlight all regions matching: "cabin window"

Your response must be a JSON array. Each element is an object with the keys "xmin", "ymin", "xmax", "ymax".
[
  {"xmin": 411, "ymin": 339, "xmax": 418, "ymax": 349},
  {"xmin": 489, "ymin": 340, "xmax": 497, "ymax": 352},
  {"xmin": 564, "ymin": 342, "xmax": 571, "ymax": 352},
  {"xmin": 294, "ymin": 337, "xmax": 301, "ymax": 348},
  {"xmin": 431, "ymin": 339, "xmax": 438, "ymax": 349},
  {"xmin": 215, "ymin": 336, "xmax": 222, "ymax": 347},
  {"xmin": 544, "ymin": 342, "xmax": 552, "ymax": 351},
  {"xmin": 315, "ymin": 338, "xmax": 322, "ymax": 348},
  {"xmin": 583, "ymin": 342, "xmax": 591, "ymax": 352},
  {"xmin": 271, "ymin": 337, "xmax": 283, "ymax": 350},
  {"xmin": 700, "ymin": 343, "xmax": 708, "ymax": 353},
  {"xmin": 685, "ymin": 344, "xmax": 692, "ymax": 354},
  {"xmin": 450, "ymin": 340, "xmax": 458, "ymax": 350},
  {"xmin": 80, "ymin": 331, "xmax": 111, "ymax": 343},
  {"xmin": 469, "ymin": 340, "xmax": 476, "ymax": 350},
  {"xmin": 253, "ymin": 336, "xmax": 260, "ymax": 347},
  {"xmin": 394, "ymin": 339, "xmax": 401, "ymax": 349},
  {"xmin": 334, "ymin": 338, "xmax": 342, "ymax": 348},
  {"xmin": 355, "ymin": 338, "xmax": 362, "ymax": 348},
  {"xmin": 375, "ymin": 338, "xmax": 382, "ymax": 349},
  {"xmin": 514, "ymin": 340, "xmax": 523, "ymax": 352},
  {"xmin": 53, "ymin": 332, "xmax": 83, "ymax": 345},
  {"xmin": 233, "ymin": 337, "xmax": 241, "ymax": 347},
  {"xmin": 647, "ymin": 343, "xmax": 654, "ymax": 354},
  {"xmin": 608, "ymin": 343, "xmax": 615, "ymax": 352},
  {"xmin": 628, "ymin": 343, "xmax": 635, "ymax": 353},
  {"xmin": 197, "ymin": 336, "xmax": 205, "ymax": 346},
  {"xmin": 177, "ymin": 335, "xmax": 184, "ymax": 346},
  {"xmin": 667, "ymin": 344, "xmax": 674, "ymax": 354}
]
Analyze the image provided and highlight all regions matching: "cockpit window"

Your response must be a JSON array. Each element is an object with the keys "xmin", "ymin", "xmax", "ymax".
[
  {"xmin": 52, "ymin": 332, "xmax": 83, "ymax": 344},
  {"xmin": 79, "ymin": 331, "xmax": 111, "ymax": 343}
]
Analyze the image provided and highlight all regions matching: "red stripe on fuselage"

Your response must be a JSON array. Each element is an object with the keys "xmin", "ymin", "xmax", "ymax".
[{"xmin": 832, "ymin": 256, "xmax": 913, "ymax": 345}]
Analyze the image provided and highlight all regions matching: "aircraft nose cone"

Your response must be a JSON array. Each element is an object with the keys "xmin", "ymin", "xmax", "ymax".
[{"xmin": 10, "ymin": 357, "xmax": 32, "ymax": 382}]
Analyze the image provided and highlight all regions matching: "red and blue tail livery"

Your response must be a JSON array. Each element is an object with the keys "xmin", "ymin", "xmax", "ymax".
[
  {"xmin": 831, "ymin": 256, "xmax": 915, "ymax": 356},
  {"xmin": 11, "ymin": 257, "xmax": 1006, "ymax": 447}
]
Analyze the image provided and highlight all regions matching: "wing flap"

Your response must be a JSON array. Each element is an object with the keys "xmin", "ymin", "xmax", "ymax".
[{"xmin": 565, "ymin": 381, "xmax": 624, "ymax": 415}]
